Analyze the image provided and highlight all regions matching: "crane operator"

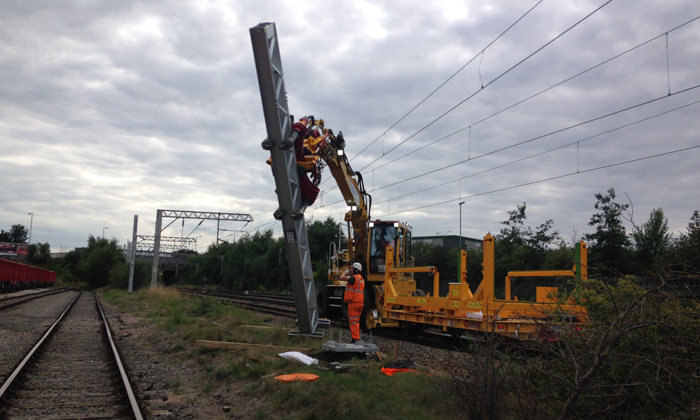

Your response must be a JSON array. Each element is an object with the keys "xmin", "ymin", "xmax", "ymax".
[{"xmin": 340, "ymin": 262, "xmax": 365, "ymax": 343}]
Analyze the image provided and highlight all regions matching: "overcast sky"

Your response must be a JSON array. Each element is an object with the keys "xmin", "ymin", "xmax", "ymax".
[{"xmin": 1, "ymin": 0, "xmax": 699, "ymax": 253}]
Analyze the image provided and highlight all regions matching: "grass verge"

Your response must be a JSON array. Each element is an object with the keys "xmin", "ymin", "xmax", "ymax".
[{"xmin": 100, "ymin": 287, "xmax": 465, "ymax": 419}]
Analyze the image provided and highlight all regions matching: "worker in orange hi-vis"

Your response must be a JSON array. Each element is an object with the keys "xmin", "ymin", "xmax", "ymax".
[{"xmin": 341, "ymin": 262, "xmax": 365, "ymax": 343}]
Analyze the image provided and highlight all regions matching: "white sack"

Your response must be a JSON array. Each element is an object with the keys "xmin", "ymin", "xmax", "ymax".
[
  {"xmin": 466, "ymin": 311, "xmax": 483, "ymax": 320},
  {"xmin": 279, "ymin": 351, "xmax": 319, "ymax": 366}
]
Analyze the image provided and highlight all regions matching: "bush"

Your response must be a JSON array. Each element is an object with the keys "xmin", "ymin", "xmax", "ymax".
[{"xmin": 109, "ymin": 260, "xmax": 150, "ymax": 291}]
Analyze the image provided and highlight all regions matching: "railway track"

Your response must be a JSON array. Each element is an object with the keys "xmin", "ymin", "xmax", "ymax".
[
  {"xmin": 178, "ymin": 287, "xmax": 298, "ymax": 318},
  {"xmin": 0, "ymin": 291, "xmax": 143, "ymax": 420},
  {"xmin": 177, "ymin": 287, "xmax": 475, "ymax": 350},
  {"xmin": 0, "ymin": 289, "xmax": 70, "ymax": 313}
]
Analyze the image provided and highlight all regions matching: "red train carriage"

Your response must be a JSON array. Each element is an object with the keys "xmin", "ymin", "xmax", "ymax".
[{"xmin": 0, "ymin": 258, "xmax": 56, "ymax": 293}]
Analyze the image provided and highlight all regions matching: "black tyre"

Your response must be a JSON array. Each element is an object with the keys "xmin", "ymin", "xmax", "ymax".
[{"xmin": 360, "ymin": 287, "xmax": 375, "ymax": 333}]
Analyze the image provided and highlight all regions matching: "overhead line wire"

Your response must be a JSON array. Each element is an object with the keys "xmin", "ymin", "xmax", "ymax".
[
  {"xmin": 375, "ymin": 144, "xmax": 700, "ymax": 217},
  {"xmin": 368, "ymin": 15, "xmax": 700, "ymax": 172},
  {"xmin": 372, "ymin": 83, "xmax": 700, "ymax": 192},
  {"xmin": 348, "ymin": 0, "xmax": 544, "ymax": 164},
  {"xmin": 374, "ymin": 99, "xmax": 700, "ymax": 205},
  {"xmin": 305, "ymin": 97, "xmax": 700, "ymax": 213},
  {"xmin": 253, "ymin": 13, "xmax": 700, "ymax": 234},
  {"xmin": 357, "ymin": 0, "xmax": 614, "ymax": 174}
]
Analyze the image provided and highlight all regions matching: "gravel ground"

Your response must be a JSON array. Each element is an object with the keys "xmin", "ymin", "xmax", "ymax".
[
  {"xmin": 0, "ymin": 290, "xmax": 80, "ymax": 384},
  {"xmin": 101, "ymin": 305, "xmax": 222, "ymax": 419},
  {"xmin": 99, "ymin": 302, "xmax": 471, "ymax": 419},
  {"xmin": 1, "ymin": 291, "xmax": 137, "ymax": 419},
  {"xmin": 2, "ymin": 290, "xmax": 469, "ymax": 418}
]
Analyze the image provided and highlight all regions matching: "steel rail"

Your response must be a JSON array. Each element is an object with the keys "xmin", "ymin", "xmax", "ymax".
[
  {"xmin": 0, "ymin": 288, "xmax": 70, "ymax": 312},
  {"xmin": 180, "ymin": 290, "xmax": 298, "ymax": 318},
  {"xmin": 0, "ymin": 292, "xmax": 80, "ymax": 399},
  {"xmin": 95, "ymin": 295, "xmax": 144, "ymax": 420},
  {"xmin": 178, "ymin": 288, "xmax": 483, "ymax": 351}
]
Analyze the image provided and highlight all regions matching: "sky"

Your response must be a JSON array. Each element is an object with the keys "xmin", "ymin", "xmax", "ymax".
[{"xmin": 1, "ymin": 0, "xmax": 699, "ymax": 253}]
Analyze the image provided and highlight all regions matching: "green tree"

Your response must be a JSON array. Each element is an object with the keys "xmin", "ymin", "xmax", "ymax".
[
  {"xmin": 631, "ymin": 208, "xmax": 671, "ymax": 272},
  {"xmin": 412, "ymin": 241, "xmax": 461, "ymax": 295},
  {"xmin": 494, "ymin": 203, "xmax": 561, "ymax": 297},
  {"xmin": 109, "ymin": 260, "xmax": 150, "ymax": 290},
  {"xmin": 51, "ymin": 236, "xmax": 123, "ymax": 287},
  {"xmin": 306, "ymin": 217, "xmax": 344, "ymax": 283},
  {"xmin": 674, "ymin": 210, "xmax": 700, "ymax": 270},
  {"xmin": 585, "ymin": 188, "xmax": 631, "ymax": 274},
  {"xmin": 27, "ymin": 242, "xmax": 51, "ymax": 265},
  {"xmin": 185, "ymin": 229, "xmax": 290, "ymax": 291},
  {"xmin": 0, "ymin": 224, "xmax": 29, "ymax": 243},
  {"xmin": 527, "ymin": 271, "xmax": 700, "ymax": 420},
  {"xmin": 80, "ymin": 236, "xmax": 124, "ymax": 288},
  {"xmin": 498, "ymin": 203, "xmax": 532, "ymax": 247}
]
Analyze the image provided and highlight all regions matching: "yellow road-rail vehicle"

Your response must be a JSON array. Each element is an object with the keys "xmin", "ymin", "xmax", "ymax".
[
  {"xmin": 268, "ymin": 115, "xmax": 588, "ymax": 340},
  {"xmin": 251, "ymin": 22, "xmax": 586, "ymax": 339}
]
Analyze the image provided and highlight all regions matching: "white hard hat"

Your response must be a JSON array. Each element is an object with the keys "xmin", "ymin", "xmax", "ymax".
[{"xmin": 352, "ymin": 262, "xmax": 362, "ymax": 272}]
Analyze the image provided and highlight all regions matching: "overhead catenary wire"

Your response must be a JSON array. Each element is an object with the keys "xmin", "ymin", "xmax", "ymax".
[
  {"xmin": 302, "ymin": 96, "xmax": 700, "ymax": 215},
  {"xmin": 302, "ymin": 85, "xmax": 700, "ymax": 218},
  {"xmin": 371, "ymin": 83, "xmax": 700, "ymax": 192},
  {"xmin": 375, "ymin": 98, "xmax": 700, "ymax": 205},
  {"xmin": 347, "ymin": 0, "xmax": 544, "ymax": 165},
  {"xmin": 242, "ymin": 139, "xmax": 700, "ymax": 234},
  {"xmin": 373, "ymin": 144, "xmax": 700, "ymax": 218},
  {"xmin": 356, "ymin": 0, "xmax": 614, "ymax": 174},
  {"xmin": 365, "ymin": 15, "xmax": 700, "ymax": 173},
  {"xmin": 245, "ymin": 8, "xmax": 700, "ymax": 237}
]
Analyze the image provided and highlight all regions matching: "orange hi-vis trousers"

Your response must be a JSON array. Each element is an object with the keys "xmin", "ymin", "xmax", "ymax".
[{"xmin": 348, "ymin": 303, "xmax": 363, "ymax": 341}]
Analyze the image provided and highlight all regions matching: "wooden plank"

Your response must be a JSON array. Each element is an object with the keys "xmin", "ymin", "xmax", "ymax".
[
  {"xmin": 194, "ymin": 340, "xmax": 312, "ymax": 354},
  {"xmin": 238, "ymin": 325, "xmax": 278, "ymax": 330},
  {"xmin": 12, "ymin": 401, "xmax": 120, "ymax": 409},
  {"xmin": 14, "ymin": 392, "xmax": 114, "ymax": 399},
  {"xmin": 9, "ymin": 413, "xmax": 128, "ymax": 419}
]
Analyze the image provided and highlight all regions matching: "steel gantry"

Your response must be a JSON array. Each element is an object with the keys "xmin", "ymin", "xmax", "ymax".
[
  {"xmin": 137, "ymin": 235, "xmax": 197, "ymax": 252},
  {"xmin": 150, "ymin": 210, "xmax": 253, "ymax": 287}
]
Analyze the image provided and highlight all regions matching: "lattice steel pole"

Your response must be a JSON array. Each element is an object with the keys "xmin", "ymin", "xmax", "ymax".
[{"xmin": 250, "ymin": 22, "xmax": 327, "ymax": 336}]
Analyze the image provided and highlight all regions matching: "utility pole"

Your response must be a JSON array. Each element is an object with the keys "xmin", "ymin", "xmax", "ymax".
[
  {"xmin": 128, "ymin": 215, "xmax": 138, "ymax": 293},
  {"xmin": 459, "ymin": 201, "xmax": 465, "ymax": 250},
  {"xmin": 27, "ymin": 213, "xmax": 33, "ymax": 244}
]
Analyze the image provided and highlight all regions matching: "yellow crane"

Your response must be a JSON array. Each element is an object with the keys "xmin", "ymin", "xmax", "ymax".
[{"xmin": 251, "ymin": 22, "xmax": 587, "ymax": 340}]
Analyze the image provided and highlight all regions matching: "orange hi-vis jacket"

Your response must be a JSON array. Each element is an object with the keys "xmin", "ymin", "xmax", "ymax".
[{"xmin": 344, "ymin": 274, "xmax": 365, "ymax": 303}]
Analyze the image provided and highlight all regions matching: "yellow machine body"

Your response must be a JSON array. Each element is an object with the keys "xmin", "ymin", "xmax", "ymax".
[
  {"xmin": 368, "ymin": 234, "xmax": 588, "ymax": 340},
  {"xmin": 265, "ymin": 116, "xmax": 587, "ymax": 340}
]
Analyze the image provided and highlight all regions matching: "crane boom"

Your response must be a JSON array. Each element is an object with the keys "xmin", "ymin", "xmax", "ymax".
[
  {"xmin": 251, "ymin": 22, "xmax": 588, "ymax": 342},
  {"xmin": 301, "ymin": 121, "xmax": 372, "ymax": 268}
]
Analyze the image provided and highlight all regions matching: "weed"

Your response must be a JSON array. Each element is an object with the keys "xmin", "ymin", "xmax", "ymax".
[
  {"xmin": 202, "ymin": 380, "xmax": 215, "ymax": 393},
  {"xmin": 170, "ymin": 379, "xmax": 183, "ymax": 395}
]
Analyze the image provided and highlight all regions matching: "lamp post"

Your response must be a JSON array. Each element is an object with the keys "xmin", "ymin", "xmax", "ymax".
[
  {"xmin": 459, "ymin": 202, "xmax": 465, "ymax": 250},
  {"xmin": 28, "ymin": 213, "xmax": 33, "ymax": 244},
  {"xmin": 103, "ymin": 226, "xmax": 108, "ymax": 239}
]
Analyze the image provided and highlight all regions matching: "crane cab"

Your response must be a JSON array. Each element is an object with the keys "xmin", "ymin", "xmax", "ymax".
[
  {"xmin": 320, "ymin": 219, "xmax": 413, "ymax": 320},
  {"xmin": 367, "ymin": 221, "xmax": 412, "ymax": 281}
]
